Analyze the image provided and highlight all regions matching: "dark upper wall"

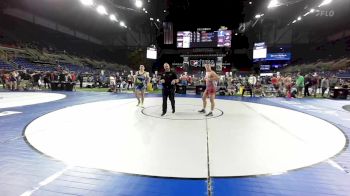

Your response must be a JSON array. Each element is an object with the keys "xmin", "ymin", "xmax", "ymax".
[{"xmin": 0, "ymin": 13, "xmax": 129, "ymax": 64}]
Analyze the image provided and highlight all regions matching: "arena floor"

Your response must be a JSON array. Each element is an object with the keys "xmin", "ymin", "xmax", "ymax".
[{"xmin": 0, "ymin": 91, "xmax": 349, "ymax": 196}]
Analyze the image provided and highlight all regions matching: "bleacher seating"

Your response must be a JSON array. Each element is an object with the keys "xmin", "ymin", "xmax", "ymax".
[
  {"xmin": 282, "ymin": 57, "xmax": 350, "ymax": 74},
  {"xmin": 14, "ymin": 58, "xmax": 55, "ymax": 72},
  {"xmin": 59, "ymin": 62, "xmax": 93, "ymax": 73},
  {"xmin": 337, "ymin": 70, "xmax": 350, "ymax": 78},
  {"xmin": 0, "ymin": 60, "xmax": 14, "ymax": 70}
]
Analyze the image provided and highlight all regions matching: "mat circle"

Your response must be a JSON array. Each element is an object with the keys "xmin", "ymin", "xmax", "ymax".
[{"xmin": 141, "ymin": 104, "xmax": 224, "ymax": 120}]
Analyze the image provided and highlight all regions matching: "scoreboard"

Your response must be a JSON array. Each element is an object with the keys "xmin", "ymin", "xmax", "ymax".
[{"xmin": 177, "ymin": 29, "xmax": 232, "ymax": 48}]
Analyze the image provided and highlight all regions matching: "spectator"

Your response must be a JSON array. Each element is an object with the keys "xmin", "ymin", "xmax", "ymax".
[
  {"xmin": 152, "ymin": 76, "xmax": 158, "ymax": 90},
  {"xmin": 43, "ymin": 72, "xmax": 51, "ymax": 89},
  {"xmin": 284, "ymin": 74, "xmax": 292, "ymax": 98},
  {"xmin": 20, "ymin": 70, "xmax": 31, "ymax": 90},
  {"xmin": 9, "ymin": 70, "xmax": 18, "ymax": 91},
  {"xmin": 321, "ymin": 77, "xmax": 329, "ymax": 98},
  {"xmin": 32, "ymin": 71, "xmax": 41, "ymax": 90},
  {"xmin": 329, "ymin": 75, "xmax": 338, "ymax": 89},
  {"xmin": 311, "ymin": 73, "xmax": 319, "ymax": 97},
  {"xmin": 180, "ymin": 73, "xmax": 188, "ymax": 86},
  {"xmin": 271, "ymin": 74, "xmax": 279, "ymax": 94},
  {"xmin": 304, "ymin": 74, "xmax": 311, "ymax": 97},
  {"xmin": 248, "ymin": 74, "xmax": 257, "ymax": 96},
  {"xmin": 296, "ymin": 72, "xmax": 304, "ymax": 98},
  {"xmin": 241, "ymin": 77, "xmax": 252, "ymax": 97},
  {"xmin": 127, "ymin": 74, "xmax": 133, "ymax": 90},
  {"xmin": 78, "ymin": 73, "xmax": 84, "ymax": 88}
]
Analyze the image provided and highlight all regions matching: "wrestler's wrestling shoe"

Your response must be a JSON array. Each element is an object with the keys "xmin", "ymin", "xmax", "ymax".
[
  {"xmin": 205, "ymin": 112, "xmax": 213, "ymax": 117},
  {"xmin": 198, "ymin": 109, "xmax": 206, "ymax": 113}
]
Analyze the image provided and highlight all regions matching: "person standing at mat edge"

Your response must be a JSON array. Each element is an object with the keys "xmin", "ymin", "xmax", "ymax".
[
  {"xmin": 199, "ymin": 63, "xmax": 219, "ymax": 116},
  {"xmin": 160, "ymin": 63, "xmax": 178, "ymax": 116}
]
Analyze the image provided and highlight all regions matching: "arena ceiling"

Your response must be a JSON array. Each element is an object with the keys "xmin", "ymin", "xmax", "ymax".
[
  {"xmin": 166, "ymin": 0, "xmax": 350, "ymax": 35},
  {"xmin": 1, "ymin": 0, "xmax": 167, "ymax": 40},
  {"xmin": 1, "ymin": 0, "xmax": 349, "ymax": 43},
  {"xmin": 165, "ymin": 0, "xmax": 245, "ymax": 30},
  {"xmin": 241, "ymin": 0, "xmax": 350, "ymax": 35}
]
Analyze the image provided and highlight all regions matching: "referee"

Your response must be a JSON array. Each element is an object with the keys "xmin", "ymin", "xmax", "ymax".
[{"xmin": 160, "ymin": 63, "xmax": 178, "ymax": 116}]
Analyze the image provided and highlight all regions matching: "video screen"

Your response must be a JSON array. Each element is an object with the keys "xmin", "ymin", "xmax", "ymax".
[
  {"xmin": 253, "ymin": 42, "xmax": 267, "ymax": 59},
  {"xmin": 190, "ymin": 60, "xmax": 201, "ymax": 67},
  {"xmin": 177, "ymin": 29, "xmax": 232, "ymax": 48},
  {"xmin": 260, "ymin": 64, "xmax": 271, "ymax": 71},
  {"xmin": 176, "ymin": 31, "xmax": 191, "ymax": 48},
  {"xmin": 146, "ymin": 47, "xmax": 157, "ymax": 59},
  {"xmin": 217, "ymin": 30, "xmax": 232, "ymax": 47},
  {"xmin": 272, "ymin": 64, "xmax": 283, "ymax": 69},
  {"xmin": 266, "ymin": 53, "xmax": 291, "ymax": 61},
  {"xmin": 189, "ymin": 59, "xmax": 216, "ymax": 67}
]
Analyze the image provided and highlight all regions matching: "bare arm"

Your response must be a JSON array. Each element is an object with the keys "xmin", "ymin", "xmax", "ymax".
[
  {"xmin": 133, "ymin": 72, "xmax": 137, "ymax": 83},
  {"xmin": 146, "ymin": 72, "xmax": 150, "ymax": 84}
]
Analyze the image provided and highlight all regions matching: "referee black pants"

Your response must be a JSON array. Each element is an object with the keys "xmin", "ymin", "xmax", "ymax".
[{"xmin": 162, "ymin": 88, "xmax": 175, "ymax": 113}]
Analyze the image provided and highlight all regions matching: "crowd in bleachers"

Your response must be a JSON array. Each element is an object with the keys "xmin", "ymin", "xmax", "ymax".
[
  {"xmin": 0, "ymin": 59, "xmax": 13, "ymax": 70},
  {"xmin": 1, "ymin": 38, "xmax": 349, "ymax": 98},
  {"xmin": 0, "ymin": 57, "xmax": 96, "ymax": 91},
  {"xmin": 215, "ymin": 72, "xmax": 347, "ymax": 98},
  {"xmin": 1, "ymin": 61, "xmax": 349, "ymax": 100},
  {"xmin": 103, "ymin": 68, "xmax": 349, "ymax": 99},
  {"xmin": 172, "ymin": 71, "xmax": 348, "ymax": 98},
  {"xmin": 0, "ymin": 68, "xmax": 79, "ymax": 91}
]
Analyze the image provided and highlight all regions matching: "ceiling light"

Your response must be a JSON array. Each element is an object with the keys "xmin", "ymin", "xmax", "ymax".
[
  {"xmin": 109, "ymin": 14, "xmax": 118, "ymax": 22},
  {"xmin": 80, "ymin": 0, "xmax": 93, "ymax": 6},
  {"xmin": 297, "ymin": 16, "xmax": 302, "ymax": 21},
  {"xmin": 268, "ymin": 0, "xmax": 280, "ymax": 8},
  {"xmin": 150, "ymin": 17, "xmax": 154, "ymax": 21},
  {"xmin": 310, "ymin": 8, "xmax": 315, "ymax": 13},
  {"xmin": 120, "ymin": 21, "xmax": 125, "ymax": 27},
  {"xmin": 156, "ymin": 18, "xmax": 160, "ymax": 22},
  {"xmin": 319, "ymin": 0, "xmax": 332, "ymax": 7},
  {"xmin": 135, "ymin": 0, "xmax": 143, "ymax": 8},
  {"xmin": 96, "ymin": 5, "xmax": 108, "ymax": 15}
]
